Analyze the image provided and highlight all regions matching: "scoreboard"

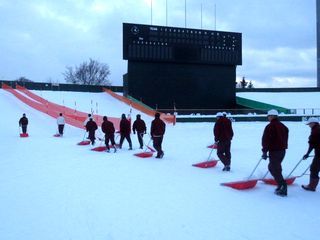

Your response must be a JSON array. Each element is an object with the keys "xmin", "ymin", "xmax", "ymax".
[{"xmin": 123, "ymin": 23, "xmax": 242, "ymax": 65}]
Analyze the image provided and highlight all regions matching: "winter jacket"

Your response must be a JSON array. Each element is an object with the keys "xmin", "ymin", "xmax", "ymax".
[
  {"xmin": 86, "ymin": 120, "xmax": 98, "ymax": 132},
  {"xmin": 57, "ymin": 116, "xmax": 65, "ymax": 125},
  {"xmin": 151, "ymin": 118, "xmax": 166, "ymax": 137},
  {"xmin": 308, "ymin": 123, "xmax": 320, "ymax": 150},
  {"xmin": 214, "ymin": 117, "xmax": 234, "ymax": 142},
  {"xmin": 83, "ymin": 116, "xmax": 94, "ymax": 127},
  {"xmin": 262, "ymin": 118, "xmax": 289, "ymax": 152},
  {"xmin": 120, "ymin": 118, "xmax": 131, "ymax": 135},
  {"xmin": 133, "ymin": 119, "xmax": 147, "ymax": 134},
  {"xmin": 101, "ymin": 120, "xmax": 115, "ymax": 135},
  {"xmin": 19, "ymin": 116, "xmax": 28, "ymax": 126}
]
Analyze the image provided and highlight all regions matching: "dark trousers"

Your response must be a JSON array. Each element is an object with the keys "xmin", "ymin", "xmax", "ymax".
[
  {"xmin": 217, "ymin": 140, "xmax": 231, "ymax": 166},
  {"xmin": 120, "ymin": 134, "xmax": 132, "ymax": 148},
  {"xmin": 21, "ymin": 125, "xmax": 27, "ymax": 134},
  {"xmin": 137, "ymin": 132, "xmax": 144, "ymax": 148},
  {"xmin": 58, "ymin": 124, "xmax": 64, "ymax": 135},
  {"xmin": 88, "ymin": 130, "xmax": 96, "ymax": 145},
  {"xmin": 153, "ymin": 136, "xmax": 163, "ymax": 157},
  {"xmin": 105, "ymin": 133, "xmax": 116, "ymax": 150},
  {"xmin": 268, "ymin": 150, "xmax": 286, "ymax": 185},
  {"xmin": 310, "ymin": 148, "xmax": 320, "ymax": 179}
]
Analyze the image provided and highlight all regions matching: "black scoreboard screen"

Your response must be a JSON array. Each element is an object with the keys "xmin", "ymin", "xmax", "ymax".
[{"xmin": 123, "ymin": 23, "xmax": 242, "ymax": 65}]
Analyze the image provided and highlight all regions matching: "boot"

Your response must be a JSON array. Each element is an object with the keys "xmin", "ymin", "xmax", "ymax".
[
  {"xmin": 275, "ymin": 182, "xmax": 287, "ymax": 197},
  {"xmin": 302, "ymin": 178, "xmax": 319, "ymax": 192}
]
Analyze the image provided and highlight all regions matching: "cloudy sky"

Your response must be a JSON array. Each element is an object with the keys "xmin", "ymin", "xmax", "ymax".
[{"xmin": 0, "ymin": 0, "xmax": 317, "ymax": 87}]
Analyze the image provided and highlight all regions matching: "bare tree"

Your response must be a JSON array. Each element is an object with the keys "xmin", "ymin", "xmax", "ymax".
[
  {"xmin": 63, "ymin": 59, "xmax": 111, "ymax": 86},
  {"xmin": 240, "ymin": 76, "xmax": 248, "ymax": 88},
  {"xmin": 16, "ymin": 76, "xmax": 33, "ymax": 82}
]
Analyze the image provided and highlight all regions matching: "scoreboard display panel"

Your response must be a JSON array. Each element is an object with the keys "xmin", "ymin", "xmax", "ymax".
[{"xmin": 123, "ymin": 23, "xmax": 242, "ymax": 65}]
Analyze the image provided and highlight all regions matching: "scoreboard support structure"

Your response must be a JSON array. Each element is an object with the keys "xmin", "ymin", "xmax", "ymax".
[{"xmin": 122, "ymin": 23, "xmax": 242, "ymax": 112}]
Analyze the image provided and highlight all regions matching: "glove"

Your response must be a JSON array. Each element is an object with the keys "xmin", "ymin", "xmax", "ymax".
[
  {"xmin": 303, "ymin": 154, "xmax": 309, "ymax": 160},
  {"xmin": 262, "ymin": 152, "xmax": 268, "ymax": 160}
]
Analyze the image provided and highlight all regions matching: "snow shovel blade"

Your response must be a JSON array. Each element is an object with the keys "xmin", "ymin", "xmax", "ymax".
[
  {"xmin": 134, "ymin": 152, "xmax": 153, "ymax": 158},
  {"xmin": 220, "ymin": 179, "xmax": 258, "ymax": 190},
  {"xmin": 77, "ymin": 140, "xmax": 91, "ymax": 145},
  {"xmin": 192, "ymin": 160, "xmax": 219, "ymax": 168},
  {"xmin": 207, "ymin": 143, "xmax": 217, "ymax": 149},
  {"xmin": 20, "ymin": 133, "xmax": 29, "ymax": 137},
  {"xmin": 261, "ymin": 177, "xmax": 296, "ymax": 186},
  {"xmin": 91, "ymin": 146, "xmax": 107, "ymax": 152}
]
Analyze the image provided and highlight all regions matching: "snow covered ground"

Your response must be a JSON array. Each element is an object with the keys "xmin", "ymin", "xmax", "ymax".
[{"xmin": 0, "ymin": 89, "xmax": 320, "ymax": 240}]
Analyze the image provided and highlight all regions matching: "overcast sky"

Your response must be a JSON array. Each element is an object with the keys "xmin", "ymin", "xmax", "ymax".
[{"xmin": 0, "ymin": 0, "xmax": 316, "ymax": 87}]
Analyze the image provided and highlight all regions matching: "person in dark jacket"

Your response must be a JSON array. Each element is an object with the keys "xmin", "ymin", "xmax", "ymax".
[
  {"xmin": 101, "ymin": 116, "xmax": 117, "ymax": 153},
  {"xmin": 151, "ymin": 112, "xmax": 166, "ymax": 158},
  {"xmin": 119, "ymin": 114, "xmax": 132, "ymax": 150},
  {"xmin": 214, "ymin": 112, "xmax": 234, "ymax": 171},
  {"xmin": 19, "ymin": 113, "xmax": 28, "ymax": 134},
  {"xmin": 301, "ymin": 117, "xmax": 320, "ymax": 192},
  {"xmin": 262, "ymin": 109, "xmax": 289, "ymax": 197},
  {"xmin": 85, "ymin": 118, "xmax": 98, "ymax": 145},
  {"xmin": 132, "ymin": 114, "xmax": 147, "ymax": 149}
]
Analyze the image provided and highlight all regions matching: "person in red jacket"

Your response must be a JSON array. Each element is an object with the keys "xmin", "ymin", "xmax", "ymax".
[
  {"xmin": 119, "ymin": 113, "xmax": 132, "ymax": 150},
  {"xmin": 132, "ymin": 114, "xmax": 147, "ymax": 149},
  {"xmin": 262, "ymin": 109, "xmax": 289, "ymax": 197},
  {"xmin": 151, "ymin": 112, "xmax": 166, "ymax": 158},
  {"xmin": 101, "ymin": 116, "xmax": 117, "ymax": 153},
  {"xmin": 301, "ymin": 117, "xmax": 320, "ymax": 191},
  {"xmin": 85, "ymin": 118, "xmax": 98, "ymax": 145},
  {"xmin": 214, "ymin": 112, "xmax": 234, "ymax": 171},
  {"xmin": 19, "ymin": 113, "xmax": 28, "ymax": 134}
]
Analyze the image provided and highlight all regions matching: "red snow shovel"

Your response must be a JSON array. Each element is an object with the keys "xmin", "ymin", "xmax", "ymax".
[
  {"xmin": 20, "ymin": 133, "xmax": 29, "ymax": 137},
  {"xmin": 91, "ymin": 146, "xmax": 107, "ymax": 152},
  {"xmin": 192, "ymin": 147, "xmax": 219, "ymax": 168},
  {"xmin": 77, "ymin": 131, "xmax": 91, "ymax": 145},
  {"xmin": 220, "ymin": 158, "xmax": 264, "ymax": 190},
  {"xmin": 134, "ymin": 139, "xmax": 154, "ymax": 158},
  {"xmin": 261, "ymin": 157, "xmax": 312, "ymax": 186}
]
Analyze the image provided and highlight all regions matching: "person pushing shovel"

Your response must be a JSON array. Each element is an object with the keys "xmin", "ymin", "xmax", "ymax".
[
  {"xmin": 261, "ymin": 109, "xmax": 289, "ymax": 197},
  {"xmin": 301, "ymin": 117, "xmax": 320, "ymax": 192},
  {"xmin": 214, "ymin": 112, "xmax": 234, "ymax": 171}
]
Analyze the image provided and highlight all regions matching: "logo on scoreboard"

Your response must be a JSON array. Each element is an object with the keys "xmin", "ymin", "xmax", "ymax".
[{"xmin": 131, "ymin": 26, "xmax": 139, "ymax": 35}]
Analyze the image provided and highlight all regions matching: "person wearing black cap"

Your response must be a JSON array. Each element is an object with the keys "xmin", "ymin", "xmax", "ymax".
[
  {"xmin": 151, "ymin": 112, "xmax": 166, "ymax": 158},
  {"xmin": 119, "ymin": 113, "xmax": 132, "ymax": 150},
  {"xmin": 19, "ymin": 113, "xmax": 28, "ymax": 134},
  {"xmin": 301, "ymin": 117, "xmax": 320, "ymax": 192},
  {"xmin": 132, "ymin": 114, "xmax": 147, "ymax": 149},
  {"xmin": 101, "ymin": 116, "xmax": 117, "ymax": 153},
  {"xmin": 262, "ymin": 109, "xmax": 289, "ymax": 197},
  {"xmin": 85, "ymin": 118, "xmax": 98, "ymax": 145}
]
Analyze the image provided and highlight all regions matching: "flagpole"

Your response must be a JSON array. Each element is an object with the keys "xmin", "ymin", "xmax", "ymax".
[
  {"xmin": 201, "ymin": 3, "xmax": 203, "ymax": 29},
  {"xmin": 151, "ymin": 0, "xmax": 153, "ymax": 25},
  {"xmin": 166, "ymin": 0, "xmax": 168, "ymax": 26},
  {"xmin": 185, "ymin": 0, "xmax": 187, "ymax": 28}
]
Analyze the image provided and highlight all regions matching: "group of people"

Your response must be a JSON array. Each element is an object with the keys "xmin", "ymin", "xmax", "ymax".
[
  {"xmin": 83, "ymin": 112, "xmax": 166, "ymax": 158},
  {"xmin": 214, "ymin": 109, "xmax": 320, "ymax": 197},
  {"xmin": 18, "ymin": 109, "xmax": 320, "ymax": 196}
]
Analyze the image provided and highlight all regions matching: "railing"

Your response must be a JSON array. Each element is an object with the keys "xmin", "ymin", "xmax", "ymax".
[{"xmin": 157, "ymin": 108, "xmax": 320, "ymax": 116}]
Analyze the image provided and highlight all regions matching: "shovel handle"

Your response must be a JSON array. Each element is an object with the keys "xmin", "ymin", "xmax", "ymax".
[
  {"xmin": 247, "ymin": 158, "xmax": 264, "ymax": 180},
  {"xmin": 286, "ymin": 158, "xmax": 304, "ymax": 178}
]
